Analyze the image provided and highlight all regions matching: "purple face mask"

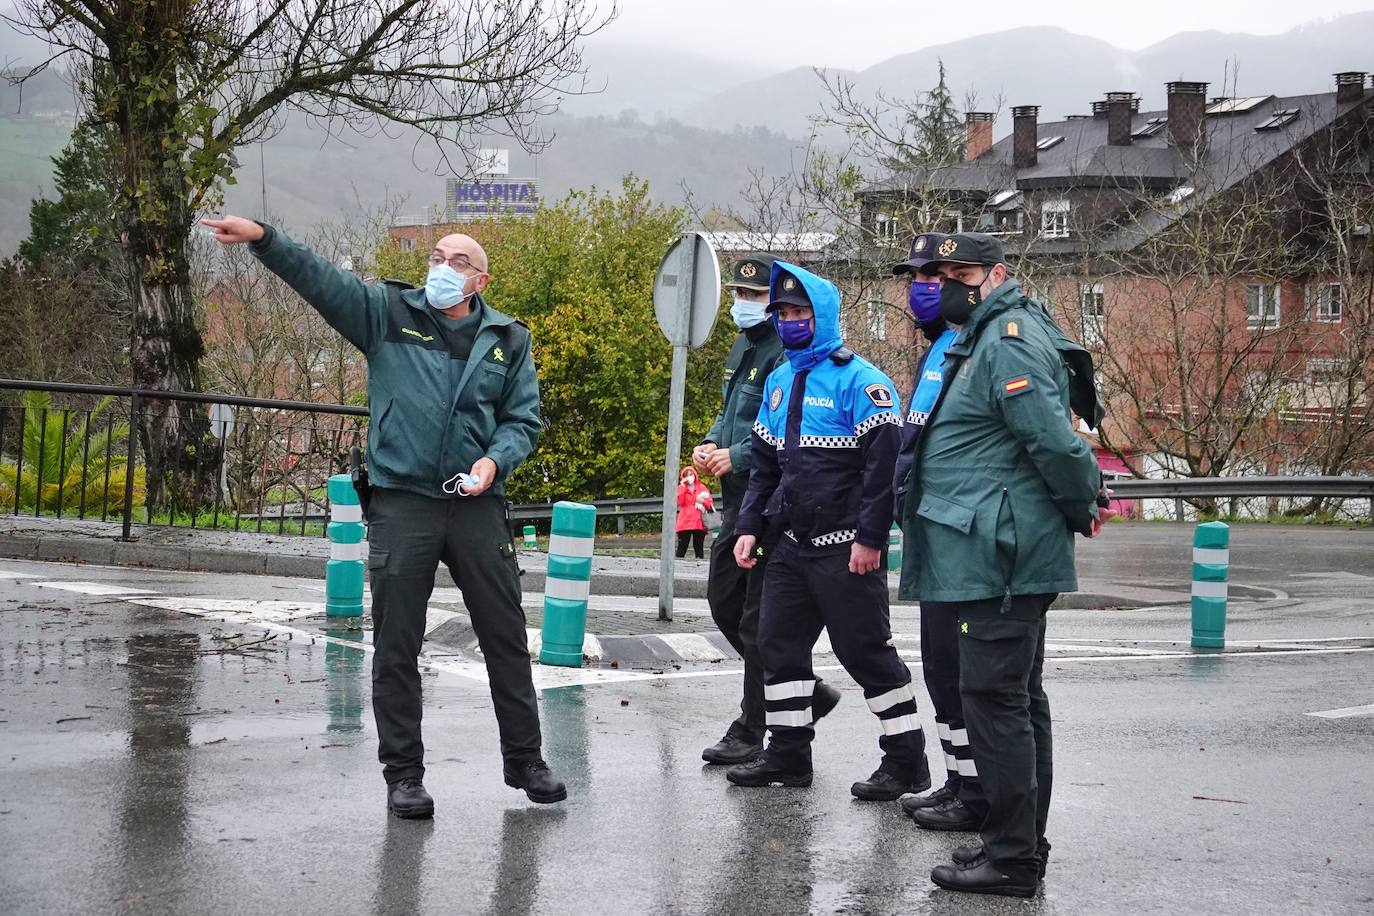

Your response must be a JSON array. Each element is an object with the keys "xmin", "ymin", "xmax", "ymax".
[
  {"xmin": 775, "ymin": 315, "xmax": 814, "ymax": 349},
  {"xmin": 908, "ymin": 279, "xmax": 942, "ymax": 325}
]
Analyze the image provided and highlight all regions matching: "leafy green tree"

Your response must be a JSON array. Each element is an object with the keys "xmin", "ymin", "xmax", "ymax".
[
  {"xmin": 375, "ymin": 176, "xmax": 736, "ymax": 503},
  {"xmin": 19, "ymin": 117, "xmax": 122, "ymax": 279}
]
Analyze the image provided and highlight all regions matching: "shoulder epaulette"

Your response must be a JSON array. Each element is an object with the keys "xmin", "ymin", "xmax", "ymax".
[{"xmin": 829, "ymin": 347, "xmax": 855, "ymax": 365}]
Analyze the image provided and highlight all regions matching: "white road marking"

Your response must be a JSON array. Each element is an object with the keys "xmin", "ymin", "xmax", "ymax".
[
  {"xmin": 33, "ymin": 581, "xmax": 161, "ymax": 596},
  {"xmin": 0, "ymin": 570, "xmax": 41, "ymax": 579},
  {"xmin": 1307, "ymin": 704, "xmax": 1374, "ymax": 719}
]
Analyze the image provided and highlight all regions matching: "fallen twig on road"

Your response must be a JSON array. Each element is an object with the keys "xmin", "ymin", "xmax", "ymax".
[
  {"xmin": 55, "ymin": 716, "xmax": 92, "ymax": 724},
  {"xmin": 1192, "ymin": 795, "xmax": 1248, "ymax": 804}
]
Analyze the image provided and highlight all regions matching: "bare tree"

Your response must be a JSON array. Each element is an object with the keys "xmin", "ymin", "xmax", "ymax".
[{"xmin": 4, "ymin": 0, "xmax": 611, "ymax": 511}]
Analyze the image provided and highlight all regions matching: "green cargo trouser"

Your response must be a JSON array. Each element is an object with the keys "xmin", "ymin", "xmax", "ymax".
[{"xmin": 367, "ymin": 487, "xmax": 542, "ymax": 784}]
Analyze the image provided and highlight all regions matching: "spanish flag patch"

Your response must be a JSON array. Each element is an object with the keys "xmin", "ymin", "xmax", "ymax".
[{"xmin": 1003, "ymin": 376, "xmax": 1031, "ymax": 396}]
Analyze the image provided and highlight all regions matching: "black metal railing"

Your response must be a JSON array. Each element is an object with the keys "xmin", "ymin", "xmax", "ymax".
[
  {"xmin": 4, "ymin": 379, "xmax": 1372, "ymax": 538},
  {"xmin": 1, "ymin": 379, "xmax": 367, "ymax": 540}
]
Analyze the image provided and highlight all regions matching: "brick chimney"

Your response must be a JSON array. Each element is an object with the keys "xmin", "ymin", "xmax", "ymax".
[
  {"xmin": 965, "ymin": 112, "xmax": 994, "ymax": 160},
  {"xmin": 1166, "ymin": 81, "xmax": 1209, "ymax": 155},
  {"xmin": 1012, "ymin": 105, "xmax": 1039, "ymax": 169},
  {"xmin": 1336, "ymin": 71, "xmax": 1368, "ymax": 104},
  {"xmin": 1106, "ymin": 92, "xmax": 1135, "ymax": 146}
]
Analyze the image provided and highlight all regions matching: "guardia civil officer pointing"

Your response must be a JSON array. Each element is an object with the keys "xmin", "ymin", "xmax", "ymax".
[
  {"xmin": 728, "ymin": 261, "xmax": 932, "ymax": 801},
  {"xmin": 203, "ymin": 214, "xmax": 566, "ymax": 821}
]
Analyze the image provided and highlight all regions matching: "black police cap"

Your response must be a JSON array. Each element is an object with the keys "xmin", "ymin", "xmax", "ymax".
[
  {"xmin": 918, "ymin": 232, "xmax": 1007, "ymax": 271},
  {"xmin": 728, "ymin": 253, "xmax": 777, "ymax": 292},
  {"xmin": 891, "ymin": 232, "xmax": 949, "ymax": 276},
  {"xmin": 767, "ymin": 269, "xmax": 812, "ymax": 312}
]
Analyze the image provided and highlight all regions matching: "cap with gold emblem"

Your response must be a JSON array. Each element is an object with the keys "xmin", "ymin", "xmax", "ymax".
[
  {"xmin": 918, "ymin": 232, "xmax": 1007, "ymax": 271},
  {"xmin": 767, "ymin": 268, "xmax": 813, "ymax": 312},
  {"xmin": 727, "ymin": 253, "xmax": 778, "ymax": 292},
  {"xmin": 891, "ymin": 231, "xmax": 949, "ymax": 277}
]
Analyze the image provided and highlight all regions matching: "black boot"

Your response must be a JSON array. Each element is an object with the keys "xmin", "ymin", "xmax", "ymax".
[
  {"xmin": 850, "ymin": 764, "xmax": 932, "ymax": 801},
  {"xmin": 702, "ymin": 730, "xmax": 764, "ymax": 765},
  {"xmin": 912, "ymin": 797, "xmax": 981, "ymax": 831},
  {"xmin": 386, "ymin": 777, "xmax": 434, "ymax": 819},
  {"xmin": 931, "ymin": 858, "xmax": 1037, "ymax": 898},
  {"xmin": 953, "ymin": 845, "xmax": 1046, "ymax": 879},
  {"xmin": 725, "ymin": 754, "xmax": 813, "ymax": 788},
  {"xmin": 900, "ymin": 784, "xmax": 957, "ymax": 815},
  {"xmin": 503, "ymin": 759, "xmax": 568, "ymax": 804},
  {"xmin": 813, "ymin": 681, "xmax": 842, "ymax": 722}
]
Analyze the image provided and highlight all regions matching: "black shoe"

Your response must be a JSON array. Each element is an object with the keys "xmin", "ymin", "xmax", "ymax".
[
  {"xmin": 813, "ymin": 682, "xmax": 842, "ymax": 722},
  {"xmin": 702, "ymin": 732, "xmax": 764, "ymax": 765},
  {"xmin": 900, "ymin": 784, "xmax": 957, "ymax": 816},
  {"xmin": 386, "ymin": 777, "xmax": 434, "ymax": 819},
  {"xmin": 850, "ymin": 766, "xmax": 932, "ymax": 801},
  {"xmin": 954, "ymin": 845, "xmax": 1047, "ymax": 881},
  {"xmin": 912, "ymin": 797, "xmax": 981, "ymax": 831},
  {"xmin": 725, "ymin": 755, "xmax": 813, "ymax": 788},
  {"xmin": 503, "ymin": 760, "xmax": 567, "ymax": 804},
  {"xmin": 952, "ymin": 843, "xmax": 983, "ymax": 866},
  {"xmin": 931, "ymin": 858, "xmax": 1037, "ymax": 898}
]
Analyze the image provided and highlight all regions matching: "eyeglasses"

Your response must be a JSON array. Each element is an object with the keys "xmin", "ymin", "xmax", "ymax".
[{"xmin": 428, "ymin": 252, "xmax": 486, "ymax": 275}]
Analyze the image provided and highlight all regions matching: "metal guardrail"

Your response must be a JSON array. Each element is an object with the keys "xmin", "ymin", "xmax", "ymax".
[
  {"xmin": 1108, "ymin": 476, "xmax": 1374, "ymax": 499},
  {"xmin": 4, "ymin": 378, "xmax": 1371, "ymax": 534}
]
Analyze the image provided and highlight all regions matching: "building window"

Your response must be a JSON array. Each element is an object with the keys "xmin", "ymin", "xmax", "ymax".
[
  {"xmin": 866, "ymin": 296, "xmax": 888, "ymax": 341},
  {"xmin": 1307, "ymin": 358, "xmax": 1345, "ymax": 386},
  {"xmin": 1246, "ymin": 283, "xmax": 1280, "ymax": 330},
  {"xmin": 874, "ymin": 211, "xmax": 900, "ymax": 244},
  {"xmin": 1041, "ymin": 199, "xmax": 1070, "ymax": 239},
  {"xmin": 1309, "ymin": 282, "xmax": 1342, "ymax": 322},
  {"xmin": 1080, "ymin": 282, "xmax": 1105, "ymax": 346},
  {"xmin": 939, "ymin": 210, "xmax": 964, "ymax": 234}
]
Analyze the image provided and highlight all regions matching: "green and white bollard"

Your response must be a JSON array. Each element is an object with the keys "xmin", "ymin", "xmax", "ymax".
[
  {"xmin": 886, "ymin": 522, "xmax": 902, "ymax": 572},
  {"xmin": 325, "ymin": 474, "xmax": 366, "ymax": 618},
  {"xmin": 1191, "ymin": 521, "xmax": 1230, "ymax": 648},
  {"xmin": 539, "ymin": 501, "xmax": 597, "ymax": 667},
  {"xmin": 523, "ymin": 524, "xmax": 538, "ymax": 549}
]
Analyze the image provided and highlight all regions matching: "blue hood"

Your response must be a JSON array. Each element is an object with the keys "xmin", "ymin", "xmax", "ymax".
[{"xmin": 769, "ymin": 261, "xmax": 843, "ymax": 370}]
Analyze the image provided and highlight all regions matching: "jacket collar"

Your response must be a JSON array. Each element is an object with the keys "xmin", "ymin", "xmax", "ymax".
[
  {"xmin": 400, "ymin": 288, "xmax": 517, "ymax": 334},
  {"xmin": 744, "ymin": 319, "xmax": 777, "ymax": 344}
]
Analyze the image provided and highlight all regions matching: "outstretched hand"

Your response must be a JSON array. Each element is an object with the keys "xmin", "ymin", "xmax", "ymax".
[{"xmin": 201, "ymin": 216, "xmax": 264, "ymax": 245}]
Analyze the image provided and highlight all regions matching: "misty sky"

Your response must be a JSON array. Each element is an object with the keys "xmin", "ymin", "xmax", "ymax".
[{"xmin": 597, "ymin": 0, "xmax": 1372, "ymax": 70}]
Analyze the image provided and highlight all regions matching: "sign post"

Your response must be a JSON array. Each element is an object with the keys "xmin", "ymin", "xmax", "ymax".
[{"xmin": 652, "ymin": 233, "xmax": 722, "ymax": 621}]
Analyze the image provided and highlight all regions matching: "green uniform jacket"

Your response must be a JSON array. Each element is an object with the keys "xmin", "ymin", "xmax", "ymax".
[
  {"xmin": 898, "ymin": 279, "xmax": 1101, "ymax": 602},
  {"xmin": 701, "ymin": 321, "xmax": 785, "ymax": 511},
  {"xmin": 250, "ymin": 226, "xmax": 540, "ymax": 500}
]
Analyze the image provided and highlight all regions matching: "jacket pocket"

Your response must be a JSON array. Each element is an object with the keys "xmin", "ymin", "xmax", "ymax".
[{"xmin": 916, "ymin": 492, "xmax": 975, "ymax": 534}]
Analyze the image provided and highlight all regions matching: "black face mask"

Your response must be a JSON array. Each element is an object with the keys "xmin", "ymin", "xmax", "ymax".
[{"xmin": 938, "ymin": 270, "xmax": 989, "ymax": 325}]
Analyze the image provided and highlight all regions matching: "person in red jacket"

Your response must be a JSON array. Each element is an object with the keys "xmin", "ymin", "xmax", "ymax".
[{"xmin": 675, "ymin": 467, "xmax": 714, "ymax": 559}]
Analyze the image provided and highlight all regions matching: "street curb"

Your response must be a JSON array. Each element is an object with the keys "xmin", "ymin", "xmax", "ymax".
[{"xmin": 0, "ymin": 530, "xmax": 1279, "ymax": 608}]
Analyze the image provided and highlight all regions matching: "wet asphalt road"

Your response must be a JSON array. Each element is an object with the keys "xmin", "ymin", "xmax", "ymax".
[{"xmin": 2, "ymin": 556, "xmax": 1374, "ymax": 915}]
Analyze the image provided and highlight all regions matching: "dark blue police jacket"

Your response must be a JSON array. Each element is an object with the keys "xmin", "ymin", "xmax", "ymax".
[{"xmin": 735, "ymin": 261, "xmax": 903, "ymax": 553}]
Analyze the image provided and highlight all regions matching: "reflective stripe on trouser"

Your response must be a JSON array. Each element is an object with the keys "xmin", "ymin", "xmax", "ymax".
[
  {"xmin": 367, "ymin": 488, "xmax": 542, "ymax": 784},
  {"xmin": 956, "ymin": 594, "xmax": 1056, "ymax": 880},
  {"xmin": 757, "ymin": 538, "xmax": 926, "ymax": 776},
  {"xmin": 921, "ymin": 598, "xmax": 986, "ymax": 808}
]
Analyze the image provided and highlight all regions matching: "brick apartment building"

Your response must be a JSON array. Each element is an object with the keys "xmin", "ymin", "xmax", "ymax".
[{"xmin": 845, "ymin": 71, "xmax": 1374, "ymax": 501}]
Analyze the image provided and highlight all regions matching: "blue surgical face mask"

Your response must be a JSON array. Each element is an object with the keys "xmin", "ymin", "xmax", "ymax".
[
  {"xmin": 425, "ymin": 264, "xmax": 474, "ymax": 310},
  {"xmin": 730, "ymin": 297, "xmax": 768, "ymax": 329},
  {"xmin": 908, "ymin": 279, "xmax": 942, "ymax": 325},
  {"xmin": 774, "ymin": 314, "xmax": 814, "ymax": 349}
]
